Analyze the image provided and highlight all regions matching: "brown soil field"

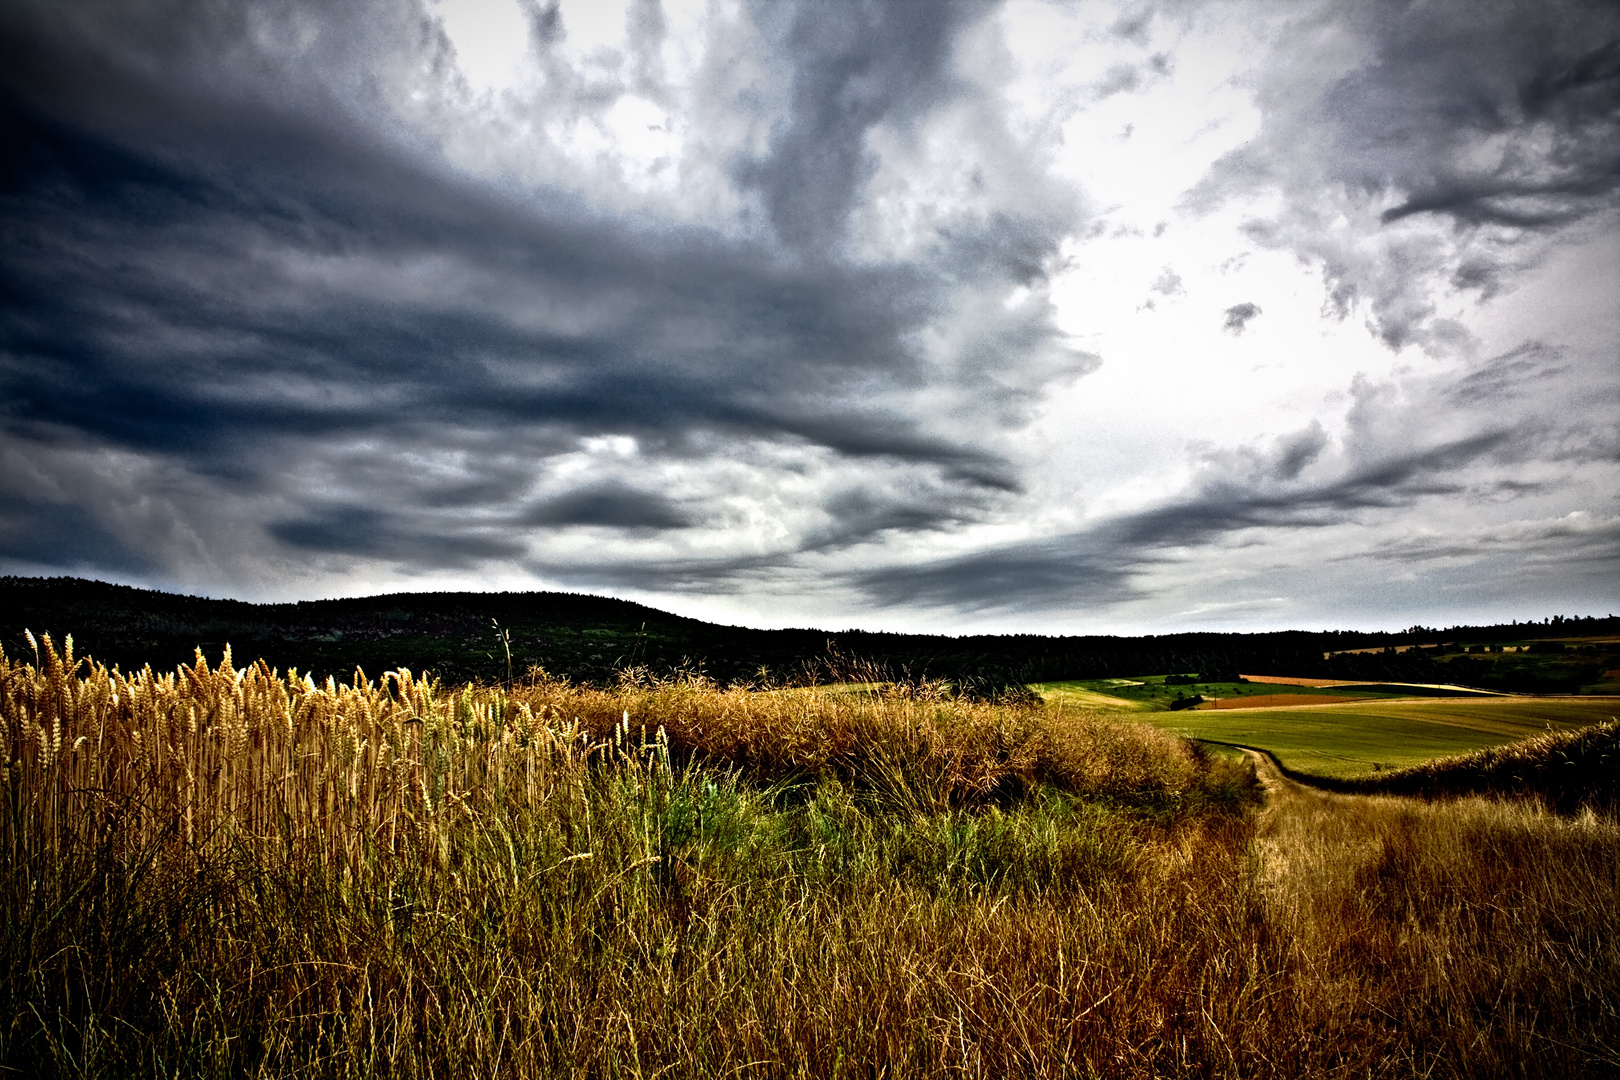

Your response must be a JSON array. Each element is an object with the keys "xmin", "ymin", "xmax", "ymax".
[
  {"xmin": 1238, "ymin": 675, "xmax": 1365, "ymax": 687},
  {"xmin": 1195, "ymin": 693, "xmax": 1374, "ymax": 709}
]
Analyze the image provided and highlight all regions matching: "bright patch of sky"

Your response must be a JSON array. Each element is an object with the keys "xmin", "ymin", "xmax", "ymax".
[{"xmin": 435, "ymin": 0, "xmax": 531, "ymax": 93}]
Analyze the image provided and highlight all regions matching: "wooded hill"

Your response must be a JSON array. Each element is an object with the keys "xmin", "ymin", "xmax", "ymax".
[{"xmin": 3, "ymin": 577, "xmax": 1614, "ymax": 694}]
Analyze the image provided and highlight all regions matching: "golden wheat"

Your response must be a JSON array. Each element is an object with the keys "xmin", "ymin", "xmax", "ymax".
[{"xmin": 4, "ymin": 636, "xmax": 1615, "ymax": 1078}]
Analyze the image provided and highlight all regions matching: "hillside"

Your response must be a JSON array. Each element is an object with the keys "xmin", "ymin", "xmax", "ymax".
[{"xmin": 2, "ymin": 576, "xmax": 1615, "ymax": 692}]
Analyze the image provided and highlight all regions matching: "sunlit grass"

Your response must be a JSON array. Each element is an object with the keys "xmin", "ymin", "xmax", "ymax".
[
  {"xmin": 1136, "ymin": 695, "xmax": 1620, "ymax": 778},
  {"xmin": 2, "ymin": 636, "xmax": 1615, "ymax": 1078}
]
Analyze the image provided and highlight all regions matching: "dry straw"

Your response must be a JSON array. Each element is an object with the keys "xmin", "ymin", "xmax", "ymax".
[{"xmin": 4, "ymin": 636, "xmax": 1615, "ymax": 1079}]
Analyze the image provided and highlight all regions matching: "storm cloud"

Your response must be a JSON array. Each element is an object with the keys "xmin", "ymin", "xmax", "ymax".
[
  {"xmin": 1192, "ymin": 0, "xmax": 1620, "ymax": 350},
  {"xmin": 0, "ymin": 0, "xmax": 1614, "ymax": 631},
  {"xmin": 857, "ymin": 342, "xmax": 1617, "ymax": 622},
  {"xmin": 0, "ymin": 0, "xmax": 1067, "ymax": 580}
]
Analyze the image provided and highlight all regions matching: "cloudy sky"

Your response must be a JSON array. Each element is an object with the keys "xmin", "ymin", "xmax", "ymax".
[{"xmin": 2, "ymin": 0, "xmax": 1616, "ymax": 634}]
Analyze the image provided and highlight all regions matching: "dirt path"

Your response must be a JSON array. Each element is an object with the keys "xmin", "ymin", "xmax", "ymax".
[
  {"xmin": 1228, "ymin": 735, "xmax": 1620, "ymax": 1075},
  {"xmin": 1241, "ymin": 747, "xmax": 1311, "ymax": 803},
  {"xmin": 1237, "ymin": 746, "xmax": 1372, "ymax": 819},
  {"xmin": 1238, "ymin": 746, "xmax": 1397, "ymax": 906}
]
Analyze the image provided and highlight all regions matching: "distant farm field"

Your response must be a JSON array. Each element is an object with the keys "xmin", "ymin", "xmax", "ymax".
[
  {"xmin": 1035, "ymin": 676, "xmax": 1426, "ymax": 714},
  {"xmin": 1132, "ymin": 696, "xmax": 1620, "ymax": 779},
  {"xmin": 1038, "ymin": 682, "xmax": 1155, "ymax": 710}
]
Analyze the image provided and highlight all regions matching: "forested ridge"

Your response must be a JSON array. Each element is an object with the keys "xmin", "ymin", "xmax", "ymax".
[{"xmin": 3, "ymin": 577, "xmax": 1614, "ymax": 693}]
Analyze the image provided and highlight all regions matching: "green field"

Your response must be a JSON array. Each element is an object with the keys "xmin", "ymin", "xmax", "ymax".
[
  {"xmin": 1036, "ymin": 676, "xmax": 1414, "ymax": 712},
  {"xmin": 1035, "ymin": 675, "xmax": 1620, "ymax": 779},
  {"xmin": 1126, "ymin": 697, "xmax": 1620, "ymax": 779}
]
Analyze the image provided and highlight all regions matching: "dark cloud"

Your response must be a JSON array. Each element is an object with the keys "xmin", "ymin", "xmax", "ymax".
[
  {"xmin": 1447, "ymin": 342, "xmax": 1567, "ymax": 405},
  {"xmin": 855, "ymin": 418, "xmax": 1534, "ymax": 611},
  {"xmin": 270, "ymin": 507, "xmax": 527, "ymax": 566},
  {"xmin": 740, "ymin": 0, "xmax": 967, "ymax": 255},
  {"xmin": 0, "ymin": 0, "xmax": 1087, "ymax": 589},
  {"xmin": 1372, "ymin": 33, "xmax": 1620, "ymax": 229},
  {"xmin": 1360, "ymin": 513, "xmax": 1620, "ymax": 568},
  {"xmin": 520, "ymin": 1, "xmax": 564, "ymax": 49},
  {"xmin": 1191, "ymin": 0, "xmax": 1620, "ymax": 351},
  {"xmin": 796, "ymin": 478, "xmax": 1005, "ymax": 555},
  {"xmin": 537, "ymin": 548, "xmax": 795, "ymax": 596},
  {"xmin": 1269, "ymin": 422, "xmax": 1328, "ymax": 481},
  {"xmin": 1110, "ymin": 10, "xmax": 1154, "ymax": 45},
  {"xmin": 0, "ymin": 494, "xmax": 159, "ymax": 576},
  {"xmin": 855, "ymin": 534, "xmax": 1145, "ymax": 612},
  {"xmin": 0, "ymin": 92, "xmax": 939, "ymax": 457},
  {"xmin": 1222, "ymin": 302, "xmax": 1260, "ymax": 334},
  {"xmin": 520, "ymin": 484, "xmax": 693, "ymax": 530}
]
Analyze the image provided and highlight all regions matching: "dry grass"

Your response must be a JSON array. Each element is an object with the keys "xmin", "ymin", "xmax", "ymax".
[
  {"xmin": 1251, "ymin": 763, "xmax": 1620, "ymax": 1076},
  {"xmin": 2, "ymin": 635, "xmax": 1616, "ymax": 1078},
  {"xmin": 1333, "ymin": 720, "xmax": 1620, "ymax": 814}
]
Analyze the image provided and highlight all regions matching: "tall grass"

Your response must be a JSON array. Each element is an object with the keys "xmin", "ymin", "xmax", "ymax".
[
  {"xmin": 2, "ymin": 636, "xmax": 1615, "ymax": 1077},
  {"xmin": 1253, "ymin": 779, "xmax": 1620, "ymax": 1076},
  {"xmin": 1333, "ymin": 720, "xmax": 1620, "ymax": 814}
]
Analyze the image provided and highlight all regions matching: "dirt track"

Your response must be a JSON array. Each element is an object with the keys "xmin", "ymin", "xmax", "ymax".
[
  {"xmin": 1242, "ymin": 748, "xmax": 1299, "ymax": 800},
  {"xmin": 1241, "ymin": 747, "xmax": 1372, "ymax": 815},
  {"xmin": 1239, "ymin": 747, "xmax": 1350, "ymax": 810}
]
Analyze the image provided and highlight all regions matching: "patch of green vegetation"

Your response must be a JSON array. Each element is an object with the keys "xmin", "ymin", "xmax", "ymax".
[
  {"xmin": 1034, "ymin": 676, "xmax": 1405, "ymax": 712},
  {"xmin": 1139, "ymin": 698, "xmax": 1620, "ymax": 779},
  {"xmin": 1337, "ymin": 721, "xmax": 1620, "ymax": 815},
  {"xmin": 1429, "ymin": 636, "xmax": 1620, "ymax": 695}
]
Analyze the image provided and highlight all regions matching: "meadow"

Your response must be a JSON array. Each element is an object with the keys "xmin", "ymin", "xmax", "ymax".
[
  {"xmin": 1130, "ymin": 695, "xmax": 1620, "ymax": 778},
  {"xmin": 1037, "ymin": 676, "xmax": 1506, "ymax": 715},
  {"xmin": 3, "ymin": 636, "xmax": 1618, "ymax": 1078}
]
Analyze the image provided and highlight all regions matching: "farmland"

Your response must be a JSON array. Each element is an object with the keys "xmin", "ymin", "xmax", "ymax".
[
  {"xmin": 1036, "ymin": 674, "xmax": 1620, "ymax": 779},
  {"xmin": 1038, "ymin": 675, "xmax": 1420, "ymax": 713},
  {"xmin": 1151, "ymin": 696, "xmax": 1620, "ymax": 777},
  {"xmin": 4, "ymin": 632, "xmax": 1619, "ymax": 1077}
]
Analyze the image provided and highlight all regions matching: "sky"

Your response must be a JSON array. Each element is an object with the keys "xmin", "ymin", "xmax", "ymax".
[{"xmin": 1, "ymin": 0, "xmax": 1617, "ymax": 635}]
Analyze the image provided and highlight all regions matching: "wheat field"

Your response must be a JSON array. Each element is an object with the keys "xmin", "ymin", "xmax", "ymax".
[{"xmin": 3, "ymin": 635, "xmax": 1616, "ymax": 1077}]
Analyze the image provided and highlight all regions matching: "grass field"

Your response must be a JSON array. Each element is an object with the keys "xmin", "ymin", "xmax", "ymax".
[
  {"xmin": 1037, "ymin": 676, "xmax": 1420, "ymax": 713},
  {"xmin": 6, "ymin": 639, "xmax": 1619, "ymax": 1077},
  {"xmin": 1132, "ymin": 696, "xmax": 1620, "ymax": 778},
  {"xmin": 1039, "ymin": 681, "xmax": 1155, "ymax": 710}
]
